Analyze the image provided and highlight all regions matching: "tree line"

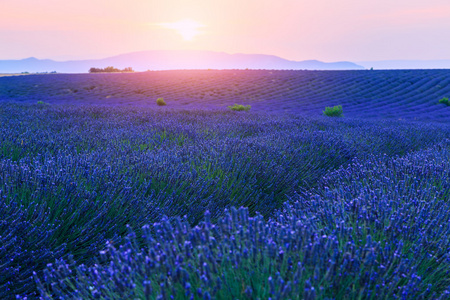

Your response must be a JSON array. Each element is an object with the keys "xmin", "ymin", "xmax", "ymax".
[{"xmin": 89, "ymin": 66, "xmax": 134, "ymax": 73}]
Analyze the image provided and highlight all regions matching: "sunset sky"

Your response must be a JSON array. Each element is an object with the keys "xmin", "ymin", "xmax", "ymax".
[{"xmin": 1, "ymin": 0, "xmax": 450, "ymax": 62}]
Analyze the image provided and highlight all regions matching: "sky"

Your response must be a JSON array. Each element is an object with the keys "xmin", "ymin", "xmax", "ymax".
[{"xmin": 1, "ymin": 0, "xmax": 450, "ymax": 62}]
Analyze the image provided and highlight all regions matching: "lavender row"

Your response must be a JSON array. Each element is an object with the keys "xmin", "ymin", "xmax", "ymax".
[
  {"xmin": 33, "ymin": 142, "xmax": 450, "ymax": 299},
  {"xmin": 2, "ymin": 104, "xmax": 450, "ymax": 298}
]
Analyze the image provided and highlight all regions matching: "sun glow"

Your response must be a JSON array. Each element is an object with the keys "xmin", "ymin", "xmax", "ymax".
[{"xmin": 158, "ymin": 19, "xmax": 205, "ymax": 41}]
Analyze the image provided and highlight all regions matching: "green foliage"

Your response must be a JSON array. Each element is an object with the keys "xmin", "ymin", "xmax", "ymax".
[
  {"xmin": 227, "ymin": 104, "xmax": 251, "ymax": 111},
  {"xmin": 156, "ymin": 97, "xmax": 167, "ymax": 106},
  {"xmin": 323, "ymin": 105, "xmax": 343, "ymax": 117},
  {"xmin": 439, "ymin": 97, "xmax": 450, "ymax": 106},
  {"xmin": 89, "ymin": 66, "xmax": 134, "ymax": 73},
  {"xmin": 36, "ymin": 101, "xmax": 49, "ymax": 106}
]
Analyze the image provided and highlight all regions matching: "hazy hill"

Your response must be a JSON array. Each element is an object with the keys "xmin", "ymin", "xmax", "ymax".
[{"xmin": 0, "ymin": 50, "xmax": 363, "ymax": 73}]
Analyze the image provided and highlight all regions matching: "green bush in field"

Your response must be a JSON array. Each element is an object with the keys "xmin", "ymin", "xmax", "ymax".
[
  {"xmin": 227, "ymin": 104, "xmax": 251, "ymax": 111},
  {"xmin": 156, "ymin": 97, "xmax": 167, "ymax": 106},
  {"xmin": 323, "ymin": 105, "xmax": 343, "ymax": 117},
  {"xmin": 439, "ymin": 97, "xmax": 450, "ymax": 106},
  {"xmin": 36, "ymin": 101, "xmax": 49, "ymax": 106}
]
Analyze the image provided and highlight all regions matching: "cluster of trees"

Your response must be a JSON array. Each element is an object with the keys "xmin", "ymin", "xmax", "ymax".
[{"xmin": 89, "ymin": 66, "xmax": 134, "ymax": 73}]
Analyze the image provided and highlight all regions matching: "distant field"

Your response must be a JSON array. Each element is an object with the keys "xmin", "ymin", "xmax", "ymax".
[
  {"xmin": 0, "ymin": 73, "xmax": 27, "ymax": 77},
  {"xmin": 1, "ymin": 69, "xmax": 450, "ymax": 121}
]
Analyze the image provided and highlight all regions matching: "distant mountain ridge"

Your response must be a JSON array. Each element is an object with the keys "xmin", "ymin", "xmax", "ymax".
[{"xmin": 0, "ymin": 50, "xmax": 364, "ymax": 73}]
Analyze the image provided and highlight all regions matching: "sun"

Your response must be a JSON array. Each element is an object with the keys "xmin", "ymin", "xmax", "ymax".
[{"xmin": 158, "ymin": 19, "xmax": 205, "ymax": 41}]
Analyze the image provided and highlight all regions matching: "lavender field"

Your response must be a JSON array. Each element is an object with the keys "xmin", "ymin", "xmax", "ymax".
[
  {"xmin": 2, "ymin": 70, "xmax": 450, "ymax": 299},
  {"xmin": 2, "ymin": 69, "xmax": 450, "ymax": 121}
]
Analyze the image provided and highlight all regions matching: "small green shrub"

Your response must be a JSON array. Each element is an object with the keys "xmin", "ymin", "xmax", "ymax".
[
  {"xmin": 439, "ymin": 97, "xmax": 450, "ymax": 106},
  {"xmin": 156, "ymin": 97, "xmax": 166, "ymax": 106},
  {"xmin": 323, "ymin": 105, "xmax": 343, "ymax": 117},
  {"xmin": 37, "ymin": 101, "xmax": 50, "ymax": 106},
  {"xmin": 227, "ymin": 104, "xmax": 251, "ymax": 111}
]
